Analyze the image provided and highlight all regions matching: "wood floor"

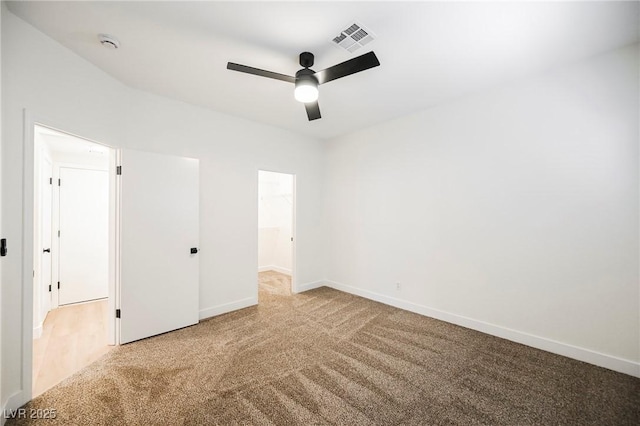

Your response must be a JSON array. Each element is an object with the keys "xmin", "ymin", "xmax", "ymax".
[{"xmin": 32, "ymin": 299, "xmax": 113, "ymax": 397}]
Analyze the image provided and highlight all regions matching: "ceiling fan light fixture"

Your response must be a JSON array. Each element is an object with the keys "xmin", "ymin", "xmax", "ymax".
[
  {"xmin": 227, "ymin": 50, "xmax": 379, "ymax": 120},
  {"xmin": 294, "ymin": 77, "xmax": 318, "ymax": 103}
]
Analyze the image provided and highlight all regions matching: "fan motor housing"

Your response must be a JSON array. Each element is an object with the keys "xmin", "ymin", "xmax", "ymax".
[{"xmin": 295, "ymin": 68, "xmax": 318, "ymax": 84}]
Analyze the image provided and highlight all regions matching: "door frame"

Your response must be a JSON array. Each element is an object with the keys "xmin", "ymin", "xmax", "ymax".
[
  {"xmin": 257, "ymin": 169, "xmax": 297, "ymax": 293},
  {"xmin": 41, "ymin": 154, "xmax": 53, "ymax": 319},
  {"xmin": 21, "ymin": 110, "xmax": 118, "ymax": 404},
  {"xmin": 33, "ymin": 147, "xmax": 53, "ymax": 338}
]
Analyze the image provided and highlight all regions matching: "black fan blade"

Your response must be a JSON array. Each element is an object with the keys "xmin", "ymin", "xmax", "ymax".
[
  {"xmin": 227, "ymin": 62, "xmax": 295, "ymax": 83},
  {"xmin": 314, "ymin": 51, "xmax": 380, "ymax": 85},
  {"xmin": 305, "ymin": 101, "xmax": 321, "ymax": 121}
]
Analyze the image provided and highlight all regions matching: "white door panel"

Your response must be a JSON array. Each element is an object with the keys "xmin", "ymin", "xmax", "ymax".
[
  {"xmin": 59, "ymin": 168, "xmax": 109, "ymax": 305},
  {"xmin": 118, "ymin": 149, "xmax": 199, "ymax": 344}
]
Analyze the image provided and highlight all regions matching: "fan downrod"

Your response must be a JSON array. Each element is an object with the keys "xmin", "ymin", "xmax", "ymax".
[{"xmin": 299, "ymin": 52, "xmax": 314, "ymax": 68}]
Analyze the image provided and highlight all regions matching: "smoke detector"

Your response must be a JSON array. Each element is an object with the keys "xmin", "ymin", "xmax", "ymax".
[
  {"xmin": 98, "ymin": 34, "xmax": 120, "ymax": 49},
  {"xmin": 331, "ymin": 22, "xmax": 375, "ymax": 53}
]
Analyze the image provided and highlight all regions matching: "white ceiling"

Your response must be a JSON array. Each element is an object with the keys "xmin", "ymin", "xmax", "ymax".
[{"xmin": 8, "ymin": 1, "xmax": 639, "ymax": 140}]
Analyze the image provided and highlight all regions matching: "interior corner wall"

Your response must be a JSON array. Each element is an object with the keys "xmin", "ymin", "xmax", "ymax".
[
  {"xmin": 324, "ymin": 44, "xmax": 640, "ymax": 375},
  {"xmin": 1, "ymin": 9, "xmax": 325, "ymax": 409}
]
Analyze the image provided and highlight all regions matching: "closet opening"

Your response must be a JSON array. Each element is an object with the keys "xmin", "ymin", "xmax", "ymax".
[{"xmin": 257, "ymin": 170, "xmax": 295, "ymax": 300}]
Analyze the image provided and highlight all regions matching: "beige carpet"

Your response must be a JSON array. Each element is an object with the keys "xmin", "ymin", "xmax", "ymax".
[
  {"xmin": 8, "ymin": 272, "xmax": 639, "ymax": 425},
  {"xmin": 258, "ymin": 270, "xmax": 292, "ymax": 297}
]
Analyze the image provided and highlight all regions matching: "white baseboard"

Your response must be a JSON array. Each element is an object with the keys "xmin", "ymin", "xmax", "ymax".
[
  {"xmin": 325, "ymin": 280, "xmax": 640, "ymax": 378},
  {"xmin": 33, "ymin": 323, "xmax": 43, "ymax": 339},
  {"xmin": 295, "ymin": 280, "xmax": 325, "ymax": 293},
  {"xmin": 199, "ymin": 297, "xmax": 257, "ymax": 320},
  {"xmin": 258, "ymin": 265, "xmax": 292, "ymax": 275}
]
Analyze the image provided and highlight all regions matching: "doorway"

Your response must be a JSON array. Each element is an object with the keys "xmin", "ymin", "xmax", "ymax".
[
  {"xmin": 32, "ymin": 124, "xmax": 112, "ymax": 397},
  {"xmin": 257, "ymin": 170, "xmax": 295, "ymax": 299},
  {"xmin": 21, "ymin": 115, "xmax": 201, "ymax": 407}
]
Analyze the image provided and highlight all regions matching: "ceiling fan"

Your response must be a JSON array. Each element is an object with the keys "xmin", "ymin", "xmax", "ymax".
[{"xmin": 227, "ymin": 51, "xmax": 380, "ymax": 121}]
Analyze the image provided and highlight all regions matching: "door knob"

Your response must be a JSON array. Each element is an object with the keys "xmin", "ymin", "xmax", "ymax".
[{"xmin": 43, "ymin": 248, "xmax": 51, "ymax": 253}]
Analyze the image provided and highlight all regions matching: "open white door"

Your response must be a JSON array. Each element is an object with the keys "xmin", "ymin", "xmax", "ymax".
[{"xmin": 117, "ymin": 149, "xmax": 199, "ymax": 344}]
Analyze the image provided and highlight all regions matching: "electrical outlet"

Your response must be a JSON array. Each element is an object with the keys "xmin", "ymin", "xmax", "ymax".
[{"xmin": 396, "ymin": 282, "xmax": 401, "ymax": 291}]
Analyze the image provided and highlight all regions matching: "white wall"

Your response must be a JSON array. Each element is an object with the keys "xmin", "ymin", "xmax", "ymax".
[
  {"xmin": 51, "ymin": 151, "xmax": 110, "ymax": 170},
  {"xmin": 324, "ymin": 44, "xmax": 639, "ymax": 376},
  {"xmin": 0, "ymin": 1, "xmax": 4, "ymax": 418},
  {"xmin": 1, "ymin": 10, "xmax": 324, "ymax": 410},
  {"xmin": 258, "ymin": 171, "xmax": 293, "ymax": 275}
]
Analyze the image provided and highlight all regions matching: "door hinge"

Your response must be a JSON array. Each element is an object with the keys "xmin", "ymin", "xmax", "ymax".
[
  {"xmin": 116, "ymin": 309, "xmax": 121, "ymax": 318},
  {"xmin": 116, "ymin": 166, "xmax": 122, "ymax": 175},
  {"xmin": 58, "ymin": 178, "xmax": 61, "ymax": 186},
  {"xmin": 49, "ymin": 177, "xmax": 52, "ymax": 185},
  {"xmin": 48, "ymin": 284, "xmax": 52, "ymax": 292},
  {"xmin": 57, "ymin": 281, "xmax": 60, "ymax": 290},
  {"xmin": 291, "ymin": 237, "xmax": 293, "ymax": 242},
  {"xmin": 58, "ymin": 230, "xmax": 60, "ymax": 238}
]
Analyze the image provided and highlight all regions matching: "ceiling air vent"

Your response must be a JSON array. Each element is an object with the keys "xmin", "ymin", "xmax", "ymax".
[{"xmin": 331, "ymin": 22, "xmax": 375, "ymax": 53}]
